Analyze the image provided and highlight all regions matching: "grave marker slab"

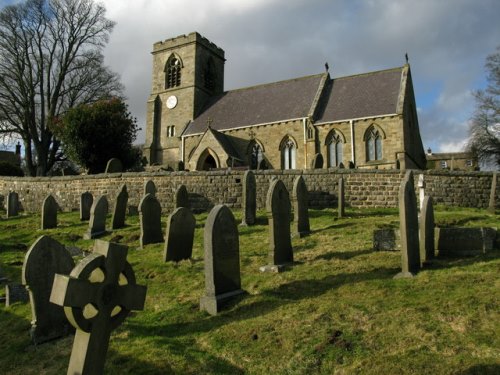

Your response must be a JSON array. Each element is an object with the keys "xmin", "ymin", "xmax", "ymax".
[
  {"xmin": 50, "ymin": 240, "xmax": 146, "ymax": 375},
  {"xmin": 83, "ymin": 195, "xmax": 108, "ymax": 239},
  {"xmin": 338, "ymin": 177, "xmax": 345, "ymax": 218},
  {"xmin": 394, "ymin": 171, "xmax": 420, "ymax": 278},
  {"xmin": 417, "ymin": 174, "xmax": 425, "ymax": 211},
  {"xmin": 144, "ymin": 180, "xmax": 156, "ymax": 197},
  {"xmin": 105, "ymin": 158, "xmax": 123, "ymax": 173},
  {"xmin": 261, "ymin": 179, "xmax": 293, "ymax": 272},
  {"xmin": 241, "ymin": 170, "xmax": 256, "ymax": 226},
  {"xmin": 139, "ymin": 193, "xmax": 163, "ymax": 248},
  {"xmin": 175, "ymin": 184, "xmax": 190, "ymax": 209},
  {"xmin": 164, "ymin": 207, "xmax": 196, "ymax": 262},
  {"xmin": 292, "ymin": 176, "xmax": 310, "ymax": 237},
  {"xmin": 5, "ymin": 283, "xmax": 28, "ymax": 307},
  {"xmin": 200, "ymin": 205, "xmax": 245, "ymax": 315},
  {"xmin": 419, "ymin": 195, "xmax": 435, "ymax": 265},
  {"xmin": 6, "ymin": 191, "xmax": 19, "ymax": 217},
  {"xmin": 80, "ymin": 192, "xmax": 93, "ymax": 221},
  {"xmin": 111, "ymin": 184, "xmax": 128, "ymax": 230},
  {"xmin": 41, "ymin": 194, "xmax": 58, "ymax": 229},
  {"xmin": 22, "ymin": 236, "xmax": 75, "ymax": 344}
]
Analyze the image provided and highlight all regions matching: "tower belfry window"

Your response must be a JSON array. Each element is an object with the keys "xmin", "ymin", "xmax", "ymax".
[{"xmin": 165, "ymin": 57, "xmax": 182, "ymax": 88}]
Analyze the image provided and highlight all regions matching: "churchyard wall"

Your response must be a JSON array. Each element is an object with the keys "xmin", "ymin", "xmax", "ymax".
[{"xmin": 0, "ymin": 169, "xmax": 496, "ymax": 213}]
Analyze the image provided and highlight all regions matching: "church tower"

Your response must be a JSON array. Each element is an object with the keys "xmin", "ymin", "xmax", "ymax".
[{"xmin": 144, "ymin": 32, "xmax": 225, "ymax": 166}]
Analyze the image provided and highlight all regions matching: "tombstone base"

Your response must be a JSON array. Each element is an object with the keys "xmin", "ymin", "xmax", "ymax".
[
  {"xmin": 200, "ymin": 289, "xmax": 246, "ymax": 316},
  {"xmin": 83, "ymin": 230, "xmax": 106, "ymax": 240},
  {"xmin": 259, "ymin": 264, "xmax": 290, "ymax": 273},
  {"xmin": 30, "ymin": 324, "xmax": 74, "ymax": 345},
  {"xmin": 393, "ymin": 271, "xmax": 417, "ymax": 279}
]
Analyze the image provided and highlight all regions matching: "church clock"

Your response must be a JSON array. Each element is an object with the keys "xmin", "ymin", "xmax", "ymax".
[{"xmin": 166, "ymin": 95, "xmax": 178, "ymax": 109}]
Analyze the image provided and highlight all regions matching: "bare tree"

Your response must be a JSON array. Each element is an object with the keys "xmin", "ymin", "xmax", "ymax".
[
  {"xmin": 467, "ymin": 47, "xmax": 500, "ymax": 169},
  {"xmin": 0, "ymin": 0, "xmax": 123, "ymax": 176}
]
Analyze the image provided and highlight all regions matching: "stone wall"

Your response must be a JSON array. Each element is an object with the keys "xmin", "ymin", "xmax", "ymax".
[{"xmin": 0, "ymin": 169, "xmax": 497, "ymax": 214}]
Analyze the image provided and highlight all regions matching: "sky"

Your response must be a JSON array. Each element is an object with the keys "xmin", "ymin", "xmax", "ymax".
[{"xmin": 2, "ymin": 0, "xmax": 500, "ymax": 154}]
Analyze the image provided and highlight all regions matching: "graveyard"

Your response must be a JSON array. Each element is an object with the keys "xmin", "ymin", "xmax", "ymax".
[{"xmin": 0, "ymin": 203, "xmax": 498, "ymax": 374}]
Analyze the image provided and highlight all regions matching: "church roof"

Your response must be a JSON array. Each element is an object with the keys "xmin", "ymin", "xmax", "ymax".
[{"xmin": 207, "ymin": 127, "xmax": 244, "ymax": 161}]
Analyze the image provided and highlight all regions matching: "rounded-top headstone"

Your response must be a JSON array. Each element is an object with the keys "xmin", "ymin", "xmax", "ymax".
[
  {"xmin": 144, "ymin": 180, "xmax": 156, "ymax": 197},
  {"xmin": 105, "ymin": 158, "xmax": 123, "ymax": 173},
  {"xmin": 175, "ymin": 184, "xmax": 190, "ymax": 209}
]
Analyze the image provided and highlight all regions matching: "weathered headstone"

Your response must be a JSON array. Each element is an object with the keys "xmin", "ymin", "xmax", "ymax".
[
  {"xmin": 292, "ymin": 176, "xmax": 310, "ymax": 237},
  {"xmin": 6, "ymin": 191, "xmax": 19, "ymax": 217},
  {"xmin": 5, "ymin": 283, "xmax": 29, "ymax": 307},
  {"xmin": 488, "ymin": 172, "xmax": 497, "ymax": 213},
  {"xmin": 22, "ymin": 236, "xmax": 75, "ymax": 344},
  {"xmin": 419, "ymin": 195, "xmax": 435, "ymax": 265},
  {"xmin": 436, "ymin": 227, "xmax": 497, "ymax": 256},
  {"xmin": 144, "ymin": 179, "xmax": 156, "ymax": 197},
  {"xmin": 50, "ymin": 240, "xmax": 146, "ymax": 375},
  {"xmin": 41, "ymin": 194, "xmax": 58, "ymax": 229},
  {"xmin": 394, "ymin": 171, "xmax": 420, "ymax": 278},
  {"xmin": 111, "ymin": 184, "xmax": 128, "ymax": 230},
  {"xmin": 163, "ymin": 207, "xmax": 196, "ymax": 262},
  {"xmin": 139, "ymin": 193, "xmax": 163, "ymax": 248},
  {"xmin": 104, "ymin": 158, "xmax": 123, "ymax": 173},
  {"xmin": 80, "ymin": 192, "xmax": 93, "ymax": 221},
  {"xmin": 338, "ymin": 177, "xmax": 345, "ymax": 218},
  {"xmin": 83, "ymin": 195, "xmax": 109, "ymax": 239},
  {"xmin": 417, "ymin": 174, "xmax": 425, "ymax": 211},
  {"xmin": 200, "ymin": 205, "xmax": 245, "ymax": 315},
  {"xmin": 175, "ymin": 184, "xmax": 190, "ymax": 209},
  {"xmin": 260, "ymin": 179, "xmax": 293, "ymax": 272},
  {"xmin": 241, "ymin": 170, "xmax": 256, "ymax": 226},
  {"xmin": 311, "ymin": 153, "xmax": 324, "ymax": 169}
]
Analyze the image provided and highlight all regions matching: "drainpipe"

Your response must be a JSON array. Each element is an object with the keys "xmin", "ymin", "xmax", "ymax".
[
  {"xmin": 350, "ymin": 120, "xmax": 355, "ymax": 166},
  {"xmin": 181, "ymin": 135, "xmax": 185, "ymax": 163},
  {"xmin": 303, "ymin": 117, "xmax": 308, "ymax": 169}
]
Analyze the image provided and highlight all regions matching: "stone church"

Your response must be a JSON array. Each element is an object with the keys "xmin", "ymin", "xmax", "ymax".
[{"xmin": 144, "ymin": 32, "xmax": 426, "ymax": 171}]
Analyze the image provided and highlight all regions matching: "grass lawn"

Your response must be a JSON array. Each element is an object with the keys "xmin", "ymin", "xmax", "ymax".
[{"xmin": 0, "ymin": 206, "xmax": 498, "ymax": 374}]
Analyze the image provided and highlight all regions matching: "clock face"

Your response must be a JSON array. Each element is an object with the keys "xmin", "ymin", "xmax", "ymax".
[{"xmin": 166, "ymin": 95, "xmax": 178, "ymax": 109}]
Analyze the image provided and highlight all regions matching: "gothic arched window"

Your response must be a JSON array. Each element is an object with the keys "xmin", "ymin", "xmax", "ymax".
[
  {"xmin": 204, "ymin": 58, "xmax": 216, "ymax": 91},
  {"xmin": 165, "ymin": 56, "xmax": 182, "ymax": 89},
  {"xmin": 327, "ymin": 131, "xmax": 343, "ymax": 167},
  {"xmin": 281, "ymin": 137, "xmax": 296, "ymax": 170},
  {"xmin": 249, "ymin": 141, "xmax": 263, "ymax": 170},
  {"xmin": 365, "ymin": 126, "xmax": 383, "ymax": 161}
]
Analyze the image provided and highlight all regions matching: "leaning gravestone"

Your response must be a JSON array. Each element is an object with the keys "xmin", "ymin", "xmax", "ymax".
[
  {"xmin": 260, "ymin": 179, "xmax": 293, "ymax": 272},
  {"xmin": 488, "ymin": 172, "xmax": 497, "ymax": 213},
  {"xmin": 200, "ymin": 205, "xmax": 245, "ymax": 315},
  {"xmin": 394, "ymin": 171, "xmax": 420, "ymax": 278},
  {"xmin": 338, "ymin": 177, "xmax": 346, "ymax": 218},
  {"xmin": 6, "ymin": 191, "xmax": 19, "ymax": 217},
  {"xmin": 111, "ymin": 184, "xmax": 128, "ymax": 230},
  {"xmin": 83, "ymin": 195, "xmax": 109, "ymax": 239},
  {"xmin": 41, "ymin": 194, "xmax": 58, "ymax": 229},
  {"xmin": 419, "ymin": 195, "xmax": 435, "ymax": 265},
  {"xmin": 22, "ymin": 236, "xmax": 75, "ymax": 344},
  {"xmin": 139, "ymin": 193, "xmax": 163, "ymax": 248},
  {"xmin": 104, "ymin": 158, "xmax": 123, "ymax": 173},
  {"xmin": 175, "ymin": 184, "xmax": 190, "ymax": 209},
  {"xmin": 144, "ymin": 179, "xmax": 156, "ymax": 197},
  {"xmin": 80, "ymin": 192, "xmax": 93, "ymax": 221},
  {"xmin": 164, "ymin": 207, "xmax": 196, "ymax": 262},
  {"xmin": 50, "ymin": 240, "xmax": 146, "ymax": 375},
  {"xmin": 292, "ymin": 176, "xmax": 310, "ymax": 237},
  {"xmin": 241, "ymin": 170, "xmax": 256, "ymax": 226}
]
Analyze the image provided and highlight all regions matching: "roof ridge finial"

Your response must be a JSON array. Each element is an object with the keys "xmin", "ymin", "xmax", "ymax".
[{"xmin": 405, "ymin": 52, "xmax": 409, "ymax": 64}]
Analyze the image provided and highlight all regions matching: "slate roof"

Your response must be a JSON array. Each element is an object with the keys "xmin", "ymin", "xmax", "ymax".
[
  {"xmin": 316, "ymin": 67, "xmax": 403, "ymax": 123},
  {"xmin": 207, "ymin": 128, "xmax": 244, "ymax": 161}
]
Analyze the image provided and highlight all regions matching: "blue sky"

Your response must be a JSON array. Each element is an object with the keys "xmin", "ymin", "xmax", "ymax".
[{"xmin": 1, "ymin": 0, "xmax": 499, "ymax": 154}]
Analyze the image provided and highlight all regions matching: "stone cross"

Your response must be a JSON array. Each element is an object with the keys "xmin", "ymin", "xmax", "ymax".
[
  {"xmin": 261, "ymin": 179, "xmax": 293, "ymax": 272},
  {"xmin": 50, "ymin": 240, "xmax": 146, "ymax": 375},
  {"xmin": 80, "ymin": 192, "xmax": 93, "ymax": 221},
  {"xmin": 241, "ymin": 170, "xmax": 256, "ymax": 226},
  {"xmin": 292, "ymin": 175, "xmax": 310, "ymax": 237},
  {"xmin": 419, "ymin": 195, "xmax": 435, "ymax": 265},
  {"xmin": 41, "ymin": 194, "xmax": 58, "ymax": 229},
  {"xmin": 6, "ymin": 191, "xmax": 19, "ymax": 217},
  {"xmin": 164, "ymin": 207, "xmax": 196, "ymax": 262},
  {"xmin": 394, "ymin": 171, "xmax": 420, "ymax": 278},
  {"xmin": 200, "ymin": 205, "xmax": 245, "ymax": 315},
  {"xmin": 83, "ymin": 195, "xmax": 109, "ymax": 239},
  {"xmin": 144, "ymin": 180, "xmax": 156, "ymax": 197},
  {"xmin": 111, "ymin": 184, "xmax": 128, "ymax": 230},
  {"xmin": 22, "ymin": 236, "xmax": 75, "ymax": 344},
  {"xmin": 338, "ymin": 177, "xmax": 345, "ymax": 218},
  {"xmin": 175, "ymin": 184, "xmax": 190, "ymax": 209},
  {"xmin": 139, "ymin": 193, "xmax": 163, "ymax": 248}
]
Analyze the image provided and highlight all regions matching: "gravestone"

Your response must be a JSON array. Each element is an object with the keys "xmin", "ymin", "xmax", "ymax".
[
  {"xmin": 292, "ymin": 176, "xmax": 310, "ymax": 237},
  {"xmin": 41, "ymin": 194, "xmax": 58, "ymax": 229},
  {"xmin": 144, "ymin": 180, "xmax": 156, "ymax": 197},
  {"xmin": 175, "ymin": 184, "xmax": 190, "ymax": 209},
  {"xmin": 50, "ymin": 240, "xmax": 146, "ymax": 375},
  {"xmin": 311, "ymin": 153, "xmax": 324, "ymax": 169},
  {"xmin": 139, "ymin": 193, "xmax": 163, "ymax": 248},
  {"xmin": 6, "ymin": 191, "xmax": 19, "ymax": 217},
  {"xmin": 338, "ymin": 177, "xmax": 345, "ymax": 218},
  {"xmin": 241, "ymin": 170, "xmax": 256, "ymax": 226},
  {"xmin": 80, "ymin": 192, "xmax": 93, "ymax": 221},
  {"xmin": 111, "ymin": 184, "xmax": 128, "ymax": 230},
  {"xmin": 105, "ymin": 158, "xmax": 123, "ymax": 173},
  {"xmin": 22, "ymin": 236, "xmax": 75, "ymax": 344},
  {"xmin": 200, "ymin": 205, "xmax": 245, "ymax": 315},
  {"xmin": 83, "ymin": 195, "xmax": 109, "ymax": 239},
  {"xmin": 419, "ymin": 195, "xmax": 435, "ymax": 265},
  {"xmin": 5, "ymin": 283, "xmax": 29, "ymax": 307},
  {"xmin": 394, "ymin": 171, "xmax": 420, "ymax": 278},
  {"xmin": 261, "ymin": 179, "xmax": 293, "ymax": 272},
  {"xmin": 436, "ymin": 227, "xmax": 497, "ymax": 256},
  {"xmin": 164, "ymin": 207, "xmax": 196, "ymax": 262},
  {"xmin": 488, "ymin": 172, "xmax": 497, "ymax": 213},
  {"xmin": 417, "ymin": 174, "xmax": 425, "ymax": 211}
]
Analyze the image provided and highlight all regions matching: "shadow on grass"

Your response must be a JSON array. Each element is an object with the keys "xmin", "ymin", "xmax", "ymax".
[
  {"xmin": 425, "ymin": 251, "xmax": 500, "ymax": 270},
  {"xmin": 314, "ymin": 249, "xmax": 373, "ymax": 261},
  {"xmin": 311, "ymin": 222, "xmax": 352, "ymax": 234},
  {"xmin": 454, "ymin": 364, "xmax": 500, "ymax": 375}
]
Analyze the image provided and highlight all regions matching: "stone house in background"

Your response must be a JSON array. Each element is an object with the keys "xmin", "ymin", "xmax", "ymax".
[
  {"xmin": 425, "ymin": 150, "xmax": 479, "ymax": 171},
  {"xmin": 144, "ymin": 32, "xmax": 426, "ymax": 171}
]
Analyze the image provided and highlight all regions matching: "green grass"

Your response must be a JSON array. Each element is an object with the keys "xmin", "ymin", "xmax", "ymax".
[{"xmin": 0, "ymin": 206, "xmax": 499, "ymax": 375}]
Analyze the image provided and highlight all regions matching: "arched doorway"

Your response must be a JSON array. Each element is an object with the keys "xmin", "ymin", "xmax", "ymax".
[
  {"xmin": 197, "ymin": 148, "xmax": 220, "ymax": 170},
  {"xmin": 202, "ymin": 154, "xmax": 217, "ymax": 170}
]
